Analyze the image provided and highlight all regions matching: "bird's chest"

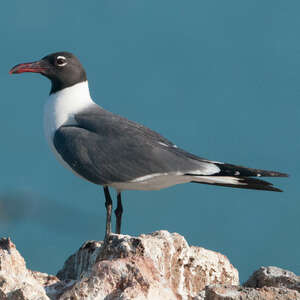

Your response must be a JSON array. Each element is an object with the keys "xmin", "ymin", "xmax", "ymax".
[
  {"xmin": 43, "ymin": 84, "xmax": 94, "ymax": 144},
  {"xmin": 43, "ymin": 95, "xmax": 78, "ymax": 175},
  {"xmin": 43, "ymin": 84, "xmax": 94, "ymax": 178},
  {"xmin": 43, "ymin": 94, "xmax": 76, "ymax": 144}
]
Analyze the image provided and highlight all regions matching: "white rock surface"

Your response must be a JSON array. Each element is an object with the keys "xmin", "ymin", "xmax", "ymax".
[
  {"xmin": 0, "ymin": 238, "xmax": 51, "ymax": 300},
  {"xmin": 56, "ymin": 230, "xmax": 239, "ymax": 299},
  {"xmin": 0, "ymin": 232, "xmax": 298, "ymax": 299}
]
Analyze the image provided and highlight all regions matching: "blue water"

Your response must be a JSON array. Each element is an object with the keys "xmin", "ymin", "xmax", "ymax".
[{"xmin": 1, "ymin": 1, "xmax": 299, "ymax": 282}]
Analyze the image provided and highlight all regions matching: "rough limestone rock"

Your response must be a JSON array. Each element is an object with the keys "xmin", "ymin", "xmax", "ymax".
[
  {"xmin": 0, "ymin": 232, "xmax": 298, "ymax": 299},
  {"xmin": 0, "ymin": 238, "xmax": 51, "ymax": 300},
  {"xmin": 55, "ymin": 230, "xmax": 239, "ymax": 299},
  {"xmin": 244, "ymin": 266, "xmax": 300, "ymax": 292},
  {"xmin": 200, "ymin": 266, "xmax": 300, "ymax": 299},
  {"xmin": 204, "ymin": 284, "xmax": 300, "ymax": 300}
]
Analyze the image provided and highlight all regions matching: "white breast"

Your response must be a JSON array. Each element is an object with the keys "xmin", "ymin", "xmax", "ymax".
[
  {"xmin": 44, "ymin": 81, "xmax": 94, "ymax": 140},
  {"xmin": 43, "ymin": 81, "xmax": 95, "ymax": 177}
]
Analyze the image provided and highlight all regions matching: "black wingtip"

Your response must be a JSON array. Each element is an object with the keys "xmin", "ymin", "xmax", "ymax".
[
  {"xmin": 259, "ymin": 170, "xmax": 289, "ymax": 178},
  {"xmin": 276, "ymin": 172, "xmax": 289, "ymax": 178},
  {"xmin": 191, "ymin": 176, "xmax": 284, "ymax": 192},
  {"xmin": 266, "ymin": 186, "xmax": 283, "ymax": 193},
  {"xmin": 216, "ymin": 163, "xmax": 289, "ymax": 178},
  {"xmin": 237, "ymin": 177, "xmax": 284, "ymax": 192}
]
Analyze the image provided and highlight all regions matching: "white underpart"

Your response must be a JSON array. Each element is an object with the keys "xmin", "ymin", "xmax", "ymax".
[
  {"xmin": 111, "ymin": 173, "xmax": 193, "ymax": 191},
  {"xmin": 44, "ymin": 81, "xmax": 94, "ymax": 176},
  {"xmin": 111, "ymin": 174, "xmax": 244, "ymax": 191},
  {"xmin": 111, "ymin": 164, "xmax": 222, "ymax": 191}
]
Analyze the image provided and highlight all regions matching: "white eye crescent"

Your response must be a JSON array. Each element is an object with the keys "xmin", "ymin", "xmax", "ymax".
[{"xmin": 56, "ymin": 56, "xmax": 67, "ymax": 67}]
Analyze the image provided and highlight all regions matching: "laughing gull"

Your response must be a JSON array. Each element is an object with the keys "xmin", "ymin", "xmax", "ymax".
[{"xmin": 10, "ymin": 52, "xmax": 287, "ymax": 239}]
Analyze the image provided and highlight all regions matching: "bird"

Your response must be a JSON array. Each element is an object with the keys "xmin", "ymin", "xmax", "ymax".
[{"xmin": 10, "ymin": 51, "xmax": 288, "ymax": 239}]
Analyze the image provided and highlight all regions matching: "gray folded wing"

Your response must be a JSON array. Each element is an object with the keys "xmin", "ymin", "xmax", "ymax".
[{"xmin": 53, "ymin": 105, "xmax": 219, "ymax": 185}]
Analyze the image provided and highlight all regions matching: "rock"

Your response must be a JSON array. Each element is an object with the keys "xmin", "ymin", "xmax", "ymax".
[
  {"xmin": 204, "ymin": 284, "xmax": 300, "ymax": 300},
  {"xmin": 56, "ymin": 230, "xmax": 239, "ymax": 299},
  {"xmin": 244, "ymin": 266, "xmax": 300, "ymax": 292},
  {"xmin": 0, "ymin": 232, "xmax": 298, "ymax": 299},
  {"xmin": 0, "ymin": 238, "xmax": 49, "ymax": 300},
  {"xmin": 202, "ymin": 266, "xmax": 300, "ymax": 299}
]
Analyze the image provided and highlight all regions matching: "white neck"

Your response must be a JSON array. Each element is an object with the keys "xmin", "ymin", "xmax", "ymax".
[{"xmin": 44, "ymin": 81, "xmax": 94, "ymax": 140}]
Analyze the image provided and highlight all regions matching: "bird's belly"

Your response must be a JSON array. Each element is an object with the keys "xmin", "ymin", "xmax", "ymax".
[{"xmin": 110, "ymin": 174, "xmax": 191, "ymax": 191}]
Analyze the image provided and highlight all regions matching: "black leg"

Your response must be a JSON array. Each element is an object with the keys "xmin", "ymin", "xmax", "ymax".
[
  {"xmin": 114, "ymin": 192, "xmax": 123, "ymax": 234},
  {"xmin": 103, "ymin": 187, "xmax": 112, "ymax": 240}
]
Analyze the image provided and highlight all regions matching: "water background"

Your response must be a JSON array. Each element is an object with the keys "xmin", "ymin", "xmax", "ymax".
[{"xmin": 0, "ymin": 1, "xmax": 299, "ymax": 282}]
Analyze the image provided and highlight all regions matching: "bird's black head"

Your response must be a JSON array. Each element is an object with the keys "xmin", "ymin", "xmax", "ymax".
[{"xmin": 9, "ymin": 52, "xmax": 87, "ymax": 94}]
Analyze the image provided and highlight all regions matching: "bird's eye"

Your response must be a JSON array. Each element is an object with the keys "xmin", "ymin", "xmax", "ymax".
[{"xmin": 56, "ymin": 56, "xmax": 67, "ymax": 67}]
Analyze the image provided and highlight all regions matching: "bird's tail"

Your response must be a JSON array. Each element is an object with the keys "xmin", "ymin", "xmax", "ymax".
[{"xmin": 189, "ymin": 163, "xmax": 288, "ymax": 192}]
